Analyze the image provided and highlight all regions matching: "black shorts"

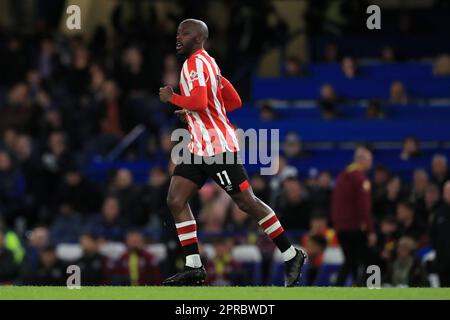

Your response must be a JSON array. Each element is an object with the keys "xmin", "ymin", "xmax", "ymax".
[{"xmin": 173, "ymin": 152, "xmax": 250, "ymax": 195}]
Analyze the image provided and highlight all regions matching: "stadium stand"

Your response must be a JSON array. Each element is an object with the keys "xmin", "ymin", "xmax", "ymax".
[{"xmin": 1, "ymin": 0, "xmax": 450, "ymax": 288}]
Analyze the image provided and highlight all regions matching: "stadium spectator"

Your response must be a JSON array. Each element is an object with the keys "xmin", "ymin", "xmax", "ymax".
[
  {"xmin": 395, "ymin": 201, "xmax": 426, "ymax": 244},
  {"xmin": 138, "ymin": 167, "xmax": 170, "ymax": 228},
  {"xmin": 25, "ymin": 244, "xmax": 67, "ymax": 286},
  {"xmin": 384, "ymin": 237, "xmax": 429, "ymax": 287},
  {"xmin": 109, "ymin": 169, "xmax": 140, "ymax": 226},
  {"xmin": 98, "ymin": 80, "xmax": 126, "ymax": 139},
  {"xmin": 269, "ymin": 155, "xmax": 298, "ymax": 205},
  {"xmin": 302, "ymin": 234, "xmax": 327, "ymax": 286},
  {"xmin": 308, "ymin": 171, "xmax": 333, "ymax": 216},
  {"xmin": 431, "ymin": 154, "xmax": 450, "ymax": 190},
  {"xmin": 0, "ymin": 218, "xmax": 25, "ymax": 264},
  {"xmin": 199, "ymin": 193, "xmax": 228, "ymax": 233},
  {"xmin": 409, "ymin": 169, "xmax": 429, "ymax": 209},
  {"xmin": 341, "ymin": 56, "xmax": 359, "ymax": 79},
  {"xmin": 162, "ymin": 54, "xmax": 180, "ymax": 88},
  {"xmin": 430, "ymin": 181, "xmax": 450, "ymax": 287},
  {"xmin": 87, "ymin": 196, "xmax": 129, "ymax": 242},
  {"xmin": 250, "ymin": 174, "xmax": 270, "ymax": 205},
  {"xmin": 10, "ymin": 134, "xmax": 45, "ymax": 227},
  {"xmin": 320, "ymin": 83, "xmax": 337, "ymax": 104},
  {"xmin": 205, "ymin": 237, "xmax": 246, "ymax": 286},
  {"xmin": 0, "ymin": 150, "xmax": 26, "ymax": 224},
  {"xmin": 65, "ymin": 46, "xmax": 91, "ymax": 97},
  {"xmin": 400, "ymin": 136, "xmax": 422, "ymax": 161},
  {"xmin": 277, "ymin": 177, "xmax": 311, "ymax": 230},
  {"xmin": 118, "ymin": 46, "xmax": 149, "ymax": 96},
  {"xmin": 40, "ymin": 131, "xmax": 73, "ymax": 204},
  {"xmin": 319, "ymin": 84, "xmax": 341, "ymax": 119},
  {"xmin": 372, "ymin": 165, "xmax": 391, "ymax": 221},
  {"xmin": 49, "ymin": 204, "xmax": 83, "ymax": 244},
  {"xmin": 433, "ymin": 54, "xmax": 450, "ymax": 76},
  {"xmin": 22, "ymin": 227, "xmax": 50, "ymax": 274},
  {"xmin": 389, "ymin": 81, "xmax": 409, "ymax": 105},
  {"xmin": 114, "ymin": 230, "xmax": 160, "ymax": 286},
  {"xmin": 76, "ymin": 233, "xmax": 107, "ymax": 286},
  {"xmin": 1, "ymin": 37, "xmax": 28, "ymax": 86},
  {"xmin": 259, "ymin": 102, "xmax": 278, "ymax": 121},
  {"xmin": 331, "ymin": 146, "xmax": 376, "ymax": 286},
  {"xmin": 225, "ymin": 203, "xmax": 254, "ymax": 235},
  {"xmin": 284, "ymin": 56, "xmax": 310, "ymax": 77},
  {"xmin": 54, "ymin": 166, "xmax": 102, "ymax": 216},
  {"xmin": 303, "ymin": 212, "xmax": 338, "ymax": 248},
  {"xmin": 158, "ymin": 129, "xmax": 176, "ymax": 159},
  {"xmin": 381, "ymin": 46, "xmax": 397, "ymax": 63},
  {"xmin": 366, "ymin": 100, "xmax": 385, "ymax": 119},
  {"xmin": 0, "ymin": 83, "xmax": 32, "ymax": 134},
  {"xmin": 0, "ymin": 230, "xmax": 19, "ymax": 284},
  {"xmin": 282, "ymin": 132, "xmax": 308, "ymax": 160},
  {"xmin": 373, "ymin": 215, "xmax": 399, "ymax": 273},
  {"xmin": 421, "ymin": 183, "xmax": 442, "ymax": 224},
  {"xmin": 323, "ymin": 42, "xmax": 340, "ymax": 63},
  {"xmin": 36, "ymin": 37, "xmax": 61, "ymax": 81},
  {"xmin": 375, "ymin": 176, "xmax": 407, "ymax": 220}
]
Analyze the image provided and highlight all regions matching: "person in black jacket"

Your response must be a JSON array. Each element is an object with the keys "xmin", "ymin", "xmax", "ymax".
[
  {"xmin": 277, "ymin": 177, "xmax": 311, "ymax": 231},
  {"xmin": 430, "ymin": 181, "xmax": 450, "ymax": 287},
  {"xmin": 54, "ymin": 166, "xmax": 101, "ymax": 216},
  {"xmin": 76, "ymin": 233, "xmax": 106, "ymax": 286},
  {"xmin": 26, "ymin": 244, "xmax": 67, "ymax": 286}
]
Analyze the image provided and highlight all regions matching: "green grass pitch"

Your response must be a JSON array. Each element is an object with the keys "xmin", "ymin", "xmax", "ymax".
[{"xmin": 0, "ymin": 287, "xmax": 449, "ymax": 300}]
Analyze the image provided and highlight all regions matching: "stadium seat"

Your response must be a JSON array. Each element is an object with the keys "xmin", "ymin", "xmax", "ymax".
[
  {"xmin": 146, "ymin": 244, "xmax": 167, "ymax": 264},
  {"xmin": 99, "ymin": 242, "xmax": 126, "ymax": 260},
  {"xmin": 232, "ymin": 245, "xmax": 263, "ymax": 285},
  {"xmin": 56, "ymin": 244, "xmax": 83, "ymax": 262}
]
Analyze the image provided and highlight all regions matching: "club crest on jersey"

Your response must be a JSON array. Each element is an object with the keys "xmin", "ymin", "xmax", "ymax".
[{"xmin": 190, "ymin": 70, "xmax": 199, "ymax": 81}]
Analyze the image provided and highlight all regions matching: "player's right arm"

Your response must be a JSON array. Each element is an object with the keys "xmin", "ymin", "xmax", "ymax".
[
  {"xmin": 169, "ymin": 86, "xmax": 208, "ymax": 111},
  {"xmin": 165, "ymin": 58, "xmax": 209, "ymax": 112},
  {"xmin": 220, "ymin": 76, "xmax": 242, "ymax": 112}
]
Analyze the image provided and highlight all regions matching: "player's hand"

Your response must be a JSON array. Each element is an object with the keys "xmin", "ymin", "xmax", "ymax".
[{"xmin": 159, "ymin": 86, "xmax": 174, "ymax": 103}]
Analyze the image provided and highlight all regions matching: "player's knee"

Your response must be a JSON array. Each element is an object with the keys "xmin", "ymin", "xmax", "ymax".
[{"xmin": 166, "ymin": 194, "xmax": 186, "ymax": 215}]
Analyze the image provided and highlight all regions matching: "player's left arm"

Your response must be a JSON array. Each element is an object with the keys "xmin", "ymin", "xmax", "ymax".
[{"xmin": 220, "ymin": 76, "xmax": 242, "ymax": 112}]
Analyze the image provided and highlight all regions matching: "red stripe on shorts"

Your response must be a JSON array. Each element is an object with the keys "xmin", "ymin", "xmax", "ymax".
[{"xmin": 239, "ymin": 180, "xmax": 251, "ymax": 192}]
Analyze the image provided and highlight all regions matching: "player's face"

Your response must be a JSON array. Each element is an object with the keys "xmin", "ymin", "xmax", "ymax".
[{"xmin": 176, "ymin": 23, "xmax": 197, "ymax": 55}]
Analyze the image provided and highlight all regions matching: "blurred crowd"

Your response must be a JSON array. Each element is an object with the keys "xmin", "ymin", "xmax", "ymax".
[{"xmin": 1, "ymin": 145, "xmax": 450, "ymax": 286}]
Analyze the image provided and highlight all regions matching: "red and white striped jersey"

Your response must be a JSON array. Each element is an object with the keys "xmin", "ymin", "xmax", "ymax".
[{"xmin": 178, "ymin": 49, "xmax": 240, "ymax": 156}]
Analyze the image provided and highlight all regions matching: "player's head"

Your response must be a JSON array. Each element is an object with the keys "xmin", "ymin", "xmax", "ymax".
[
  {"xmin": 354, "ymin": 145, "xmax": 373, "ymax": 171},
  {"xmin": 176, "ymin": 19, "xmax": 209, "ymax": 56}
]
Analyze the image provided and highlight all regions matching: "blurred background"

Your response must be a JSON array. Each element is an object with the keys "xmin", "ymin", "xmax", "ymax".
[{"xmin": 0, "ymin": 0, "xmax": 450, "ymax": 287}]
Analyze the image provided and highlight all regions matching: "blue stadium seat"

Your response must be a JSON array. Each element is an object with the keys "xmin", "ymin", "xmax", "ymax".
[{"xmin": 252, "ymin": 77, "xmax": 450, "ymax": 101}]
